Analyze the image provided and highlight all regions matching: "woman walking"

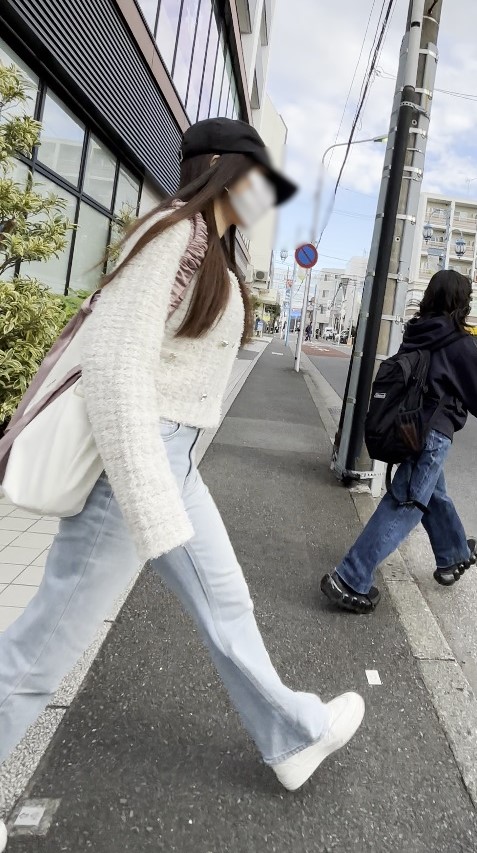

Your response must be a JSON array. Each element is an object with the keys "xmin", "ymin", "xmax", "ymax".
[
  {"xmin": 321, "ymin": 270, "xmax": 477, "ymax": 613},
  {"xmin": 0, "ymin": 118, "xmax": 364, "ymax": 829}
]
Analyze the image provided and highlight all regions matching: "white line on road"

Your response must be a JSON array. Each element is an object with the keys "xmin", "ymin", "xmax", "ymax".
[
  {"xmin": 271, "ymin": 352, "xmax": 283, "ymax": 356},
  {"xmin": 365, "ymin": 669, "xmax": 382, "ymax": 686}
]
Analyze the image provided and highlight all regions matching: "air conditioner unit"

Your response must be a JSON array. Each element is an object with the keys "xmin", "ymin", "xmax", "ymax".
[{"xmin": 255, "ymin": 270, "xmax": 267, "ymax": 281}]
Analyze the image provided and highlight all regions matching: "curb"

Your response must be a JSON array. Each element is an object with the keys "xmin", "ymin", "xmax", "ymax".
[
  {"xmin": 0, "ymin": 343, "xmax": 268, "ymax": 820},
  {"xmin": 301, "ymin": 355, "xmax": 477, "ymax": 809}
]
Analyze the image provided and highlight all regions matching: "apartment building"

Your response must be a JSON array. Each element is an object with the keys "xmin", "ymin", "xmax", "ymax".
[{"xmin": 409, "ymin": 192, "xmax": 477, "ymax": 319}]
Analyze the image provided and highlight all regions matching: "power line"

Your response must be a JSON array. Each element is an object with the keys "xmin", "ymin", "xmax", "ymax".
[
  {"xmin": 357, "ymin": 0, "xmax": 399, "ymax": 127},
  {"xmin": 334, "ymin": 209, "xmax": 374, "ymax": 220},
  {"xmin": 317, "ymin": 0, "xmax": 397, "ymax": 246},
  {"xmin": 327, "ymin": 0, "xmax": 379, "ymax": 169},
  {"xmin": 376, "ymin": 66, "xmax": 477, "ymax": 102}
]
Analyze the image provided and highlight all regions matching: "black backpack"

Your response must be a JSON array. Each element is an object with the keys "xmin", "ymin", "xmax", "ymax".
[{"xmin": 365, "ymin": 330, "xmax": 462, "ymax": 506}]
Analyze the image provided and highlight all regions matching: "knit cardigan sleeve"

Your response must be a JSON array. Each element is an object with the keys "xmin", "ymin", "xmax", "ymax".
[{"xmin": 81, "ymin": 218, "xmax": 194, "ymax": 562}]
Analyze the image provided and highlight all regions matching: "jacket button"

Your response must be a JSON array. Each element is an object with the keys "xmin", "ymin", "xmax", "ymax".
[
  {"xmin": 200, "ymin": 393, "xmax": 208, "ymax": 401},
  {"xmin": 220, "ymin": 340, "xmax": 229, "ymax": 347}
]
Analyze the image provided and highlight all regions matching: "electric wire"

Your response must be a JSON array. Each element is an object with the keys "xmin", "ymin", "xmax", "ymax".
[
  {"xmin": 317, "ymin": 0, "xmax": 397, "ymax": 246},
  {"xmin": 326, "ymin": 0, "xmax": 379, "ymax": 170}
]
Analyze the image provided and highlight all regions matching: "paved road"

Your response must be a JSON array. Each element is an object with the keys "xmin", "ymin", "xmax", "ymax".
[{"xmin": 309, "ymin": 350, "xmax": 477, "ymax": 695}]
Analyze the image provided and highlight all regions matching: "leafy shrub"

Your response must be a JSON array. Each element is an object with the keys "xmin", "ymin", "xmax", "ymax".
[{"xmin": 0, "ymin": 276, "xmax": 69, "ymax": 426}]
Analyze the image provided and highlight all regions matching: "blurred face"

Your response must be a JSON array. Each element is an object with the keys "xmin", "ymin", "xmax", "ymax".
[{"xmin": 226, "ymin": 168, "xmax": 276, "ymax": 229}]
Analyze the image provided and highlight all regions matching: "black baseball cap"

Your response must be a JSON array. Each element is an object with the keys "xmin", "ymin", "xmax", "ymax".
[{"xmin": 180, "ymin": 117, "xmax": 297, "ymax": 206}]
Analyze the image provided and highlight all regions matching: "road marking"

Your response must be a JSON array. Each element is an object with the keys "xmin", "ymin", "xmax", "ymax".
[
  {"xmin": 366, "ymin": 669, "xmax": 382, "ymax": 686},
  {"xmin": 10, "ymin": 799, "xmax": 61, "ymax": 837},
  {"xmin": 271, "ymin": 352, "xmax": 283, "ymax": 356},
  {"xmin": 14, "ymin": 806, "xmax": 46, "ymax": 827}
]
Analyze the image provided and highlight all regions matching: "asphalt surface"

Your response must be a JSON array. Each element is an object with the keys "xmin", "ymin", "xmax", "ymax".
[
  {"xmin": 6, "ymin": 343, "xmax": 476, "ymax": 852},
  {"xmin": 311, "ymin": 348, "xmax": 477, "ymax": 697}
]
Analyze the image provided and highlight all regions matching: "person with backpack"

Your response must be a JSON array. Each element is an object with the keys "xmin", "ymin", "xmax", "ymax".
[
  {"xmin": 0, "ymin": 118, "xmax": 365, "ymax": 816},
  {"xmin": 321, "ymin": 270, "xmax": 477, "ymax": 614}
]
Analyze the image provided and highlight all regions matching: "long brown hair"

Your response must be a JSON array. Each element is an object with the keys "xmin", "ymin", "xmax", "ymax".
[
  {"xmin": 419, "ymin": 269, "xmax": 472, "ymax": 332},
  {"xmin": 101, "ymin": 153, "xmax": 253, "ymax": 343}
]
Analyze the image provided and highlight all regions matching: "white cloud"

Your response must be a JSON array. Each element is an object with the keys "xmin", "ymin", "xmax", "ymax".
[{"xmin": 268, "ymin": 0, "xmax": 477, "ymax": 249}]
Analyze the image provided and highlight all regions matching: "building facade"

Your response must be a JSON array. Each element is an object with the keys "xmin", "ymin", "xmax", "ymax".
[
  {"xmin": 409, "ymin": 192, "xmax": 477, "ymax": 320},
  {"xmin": 0, "ymin": 0, "xmax": 274, "ymax": 296},
  {"xmin": 237, "ymin": 0, "xmax": 275, "ymax": 123}
]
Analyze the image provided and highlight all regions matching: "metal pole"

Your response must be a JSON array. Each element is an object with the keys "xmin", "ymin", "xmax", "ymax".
[
  {"xmin": 348, "ymin": 280, "xmax": 358, "ymax": 344},
  {"xmin": 295, "ymin": 268, "xmax": 311, "ymax": 372},
  {"xmin": 285, "ymin": 261, "xmax": 296, "ymax": 345},
  {"xmin": 334, "ymin": 0, "xmax": 442, "ymax": 485},
  {"xmin": 311, "ymin": 273, "xmax": 319, "ymax": 337}
]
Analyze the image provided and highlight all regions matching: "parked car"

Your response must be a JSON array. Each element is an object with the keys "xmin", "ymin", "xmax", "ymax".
[
  {"xmin": 323, "ymin": 327, "xmax": 336, "ymax": 341},
  {"xmin": 339, "ymin": 328, "xmax": 350, "ymax": 344}
]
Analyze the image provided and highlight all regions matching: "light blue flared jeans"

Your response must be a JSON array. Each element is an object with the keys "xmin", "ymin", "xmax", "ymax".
[{"xmin": 0, "ymin": 423, "xmax": 329, "ymax": 765}]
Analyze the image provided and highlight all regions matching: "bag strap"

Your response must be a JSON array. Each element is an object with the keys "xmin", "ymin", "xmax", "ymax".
[{"xmin": 6, "ymin": 291, "xmax": 99, "ymax": 432}]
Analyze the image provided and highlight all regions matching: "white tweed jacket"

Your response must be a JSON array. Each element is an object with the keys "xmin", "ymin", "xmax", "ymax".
[{"xmin": 81, "ymin": 218, "xmax": 245, "ymax": 562}]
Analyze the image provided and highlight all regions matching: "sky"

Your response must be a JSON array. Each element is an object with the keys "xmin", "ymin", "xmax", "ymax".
[{"xmin": 266, "ymin": 0, "xmax": 477, "ymax": 272}]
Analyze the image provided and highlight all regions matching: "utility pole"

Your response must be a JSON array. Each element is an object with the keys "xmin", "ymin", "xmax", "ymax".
[
  {"xmin": 284, "ymin": 260, "xmax": 296, "ymax": 345},
  {"xmin": 311, "ymin": 273, "xmax": 319, "ymax": 337},
  {"xmin": 333, "ymin": 0, "xmax": 442, "ymax": 492},
  {"xmin": 294, "ymin": 268, "xmax": 312, "ymax": 371}
]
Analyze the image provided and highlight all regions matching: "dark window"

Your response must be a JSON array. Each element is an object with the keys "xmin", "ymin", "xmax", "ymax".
[
  {"xmin": 173, "ymin": 0, "xmax": 200, "ymax": 105},
  {"xmin": 136, "ymin": 0, "xmax": 159, "ymax": 33},
  {"xmin": 186, "ymin": 0, "xmax": 213, "ymax": 121},
  {"xmin": 39, "ymin": 92, "xmax": 85, "ymax": 187},
  {"xmin": 0, "ymin": 37, "xmax": 142, "ymax": 296},
  {"xmin": 156, "ymin": 0, "xmax": 183, "ymax": 72},
  {"xmin": 209, "ymin": 30, "xmax": 225, "ymax": 117},
  {"xmin": 198, "ymin": 7, "xmax": 219, "ymax": 119}
]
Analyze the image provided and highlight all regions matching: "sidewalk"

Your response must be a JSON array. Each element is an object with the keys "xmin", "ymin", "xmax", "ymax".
[{"xmin": 3, "ymin": 341, "xmax": 476, "ymax": 851}]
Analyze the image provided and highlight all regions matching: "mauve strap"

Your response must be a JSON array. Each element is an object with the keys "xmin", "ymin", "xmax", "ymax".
[{"xmin": 7, "ymin": 291, "xmax": 99, "ymax": 430}]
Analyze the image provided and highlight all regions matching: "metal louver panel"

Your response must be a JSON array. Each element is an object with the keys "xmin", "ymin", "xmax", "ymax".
[{"xmin": 1, "ymin": 0, "xmax": 182, "ymax": 194}]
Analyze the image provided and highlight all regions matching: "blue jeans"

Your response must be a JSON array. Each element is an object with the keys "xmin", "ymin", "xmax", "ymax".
[
  {"xmin": 337, "ymin": 430, "xmax": 470, "ymax": 595},
  {"xmin": 0, "ymin": 423, "xmax": 329, "ymax": 766}
]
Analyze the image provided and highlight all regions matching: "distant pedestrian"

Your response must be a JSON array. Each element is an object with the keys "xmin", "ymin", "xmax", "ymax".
[
  {"xmin": 0, "ymin": 117, "xmax": 364, "ymax": 815},
  {"xmin": 321, "ymin": 270, "xmax": 477, "ymax": 614},
  {"xmin": 305, "ymin": 323, "xmax": 312, "ymax": 341}
]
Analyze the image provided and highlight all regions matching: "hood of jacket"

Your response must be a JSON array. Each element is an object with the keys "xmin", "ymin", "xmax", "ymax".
[{"xmin": 401, "ymin": 314, "xmax": 459, "ymax": 352}]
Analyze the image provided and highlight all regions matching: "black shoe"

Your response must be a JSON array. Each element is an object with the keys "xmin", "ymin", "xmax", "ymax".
[
  {"xmin": 433, "ymin": 536, "xmax": 477, "ymax": 587},
  {"xmin": 321, "ymin": 571, "xmax": 381, "ymax": 614}
]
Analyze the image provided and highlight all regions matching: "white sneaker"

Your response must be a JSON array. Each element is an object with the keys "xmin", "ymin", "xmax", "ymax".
[
  {"xmin": 0, "ymin": 819, "xmax": 7, "ymax": 852},
  {"xmin": 273, "ymin": 691, "xmax": 365, "ymax": 791}
]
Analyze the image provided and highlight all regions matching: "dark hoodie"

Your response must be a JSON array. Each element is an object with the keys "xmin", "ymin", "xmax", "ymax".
[{"xmin": 400, "ymin": 315, "xmax": 477, "ymax": 439}]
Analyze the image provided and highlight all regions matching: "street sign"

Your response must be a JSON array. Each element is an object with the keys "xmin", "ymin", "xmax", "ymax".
[{"xmin": 295, "ymin": 243, "xmax": 318, "ymax": 269}]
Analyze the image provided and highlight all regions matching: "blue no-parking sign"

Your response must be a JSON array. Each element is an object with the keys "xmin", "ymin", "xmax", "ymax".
[{"xmin": 295, "ymin": 243, "xmax": 318, "ymax": 269}]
